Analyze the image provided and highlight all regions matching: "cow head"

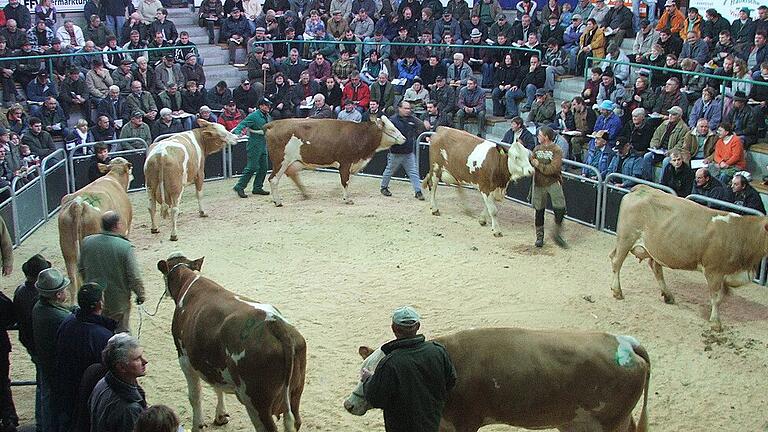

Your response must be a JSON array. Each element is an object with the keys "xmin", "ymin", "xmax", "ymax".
[
  {"xmin": 157, "ymin": 252, "xmax": 205, "ymax": 302},
  {"xmin": 343, "ymin": 346, "xmax": 386, "ymax": 416},
  {"xmin": 99, "ymin": 157, "xmax": 134, "ymax": 190},
  {"xmin": 197, "ymin": 119, "xmax": 239, "ymax": 154},
  {"xmin": 375, "ymin": 116, "xmax": 406, "ymax": 150},
  {"xmin": 502, "ymin": 141, "xmax": 534, "ymax": 182}
]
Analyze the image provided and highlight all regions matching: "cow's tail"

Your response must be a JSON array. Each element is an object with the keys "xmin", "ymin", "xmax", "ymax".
[
  {"xmin": 61, "ymin": 197, "xmax": 84, "ymax": 292},
  {"xmin": 633, "ymin": 343, "xmax": 651, "ymax": 432},
  {"xmin": 158, "ymin": 156, "xmax": 169, "ymax": 219},
  {"xmin": 271, "ymin": 320, "xmax": 298, "ymax": 432}
]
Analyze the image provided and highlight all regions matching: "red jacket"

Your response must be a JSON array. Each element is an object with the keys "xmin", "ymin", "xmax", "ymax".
[
  {"xmin": 217, "ymin": 109, "xmax": 245, "ymax": 131},
  {"xmin": 342, "ymin": 82, "xmax": 370, "ymax": 109}
]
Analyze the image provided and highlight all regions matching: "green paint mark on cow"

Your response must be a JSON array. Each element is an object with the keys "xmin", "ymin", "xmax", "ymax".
[
  {"xmin": 81, "ymin": 194, "xmax": 102, "ymax": 208},
  {"xmin": 240, "ymin": 317, "xmax": 265, "ymax": 340}
]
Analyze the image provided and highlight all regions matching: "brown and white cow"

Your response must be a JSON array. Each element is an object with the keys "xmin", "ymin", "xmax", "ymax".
[
  {"xmin": 144, "ymin": 120, "xmax": 237, "ymax": 241},
  {"xmin": 264, "ymin": 118, "xmax": 405, "ymax": 206},
  {"xmin": 421, "ymin": 127, "xmax": 534, "ymax": 237},
  {"xmin": 611, "ymin": 184, "xmax": 768, "ymax": 331},
  {"xmin": 58, "ymin": 157, "xmax": 133, "ymax": 300},
  {"xmin": 345, "ymin": 327, "xmax": 650, "ymax": 432},
  {"xmin": 157, "ymin": 253, "xmax": 306, "ymax": 431}
]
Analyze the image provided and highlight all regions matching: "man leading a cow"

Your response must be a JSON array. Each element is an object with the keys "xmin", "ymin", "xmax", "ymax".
[
  {"xmin": 79, "ymin": 211, "xmax": 145, "ymax": 333},
  {"xmin": 232, "ymin": 98, "xmax": 271, "ymax": 198},
  {"xmin": 362, "ymin": 306, "xmax": 457, "ymax": 432},
  {"xmin": 531, "ymin": 126, "xmax": 568, "ymax": 248}
]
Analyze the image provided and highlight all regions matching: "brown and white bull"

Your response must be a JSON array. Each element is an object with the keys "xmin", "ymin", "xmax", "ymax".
[
  {"xmin": 58, "ymin": 157, "xmax": 133, "ymax": 300},
  {"xmin": 344, "ymin": 327, "xmax": 650, "ymax": 432},
  {"xmin": 157, "ymin": 253, "xmax": 306, "ymax": 431},
  {"xmin": 421, "ymin": 127, "xmax": 534, "ymax": 237},
  {"xmin": 145, "ymin": 120, "xmax": 237, "ymax": 241},
  {"xmin": 264, "ymin": 118, "xmax": 405, "ymax": 206},
  {"xmin": 611, "ymin": 185, "xmax": 768, "ymax": 331}
]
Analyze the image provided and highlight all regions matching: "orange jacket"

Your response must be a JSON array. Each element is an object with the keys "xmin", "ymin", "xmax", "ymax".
[
  {"xmin": 679, "ymin": 14, "xmax": 703, "ymax": 40},
  {"xmin": 713, "ymin": 135, "xmax": 746, "ymax": 169},
  {"xmin": 657, "ymin": 9, "xmax": 685, "ymax": 35}
]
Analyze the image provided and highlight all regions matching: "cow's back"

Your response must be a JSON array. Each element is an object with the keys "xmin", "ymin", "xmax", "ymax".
[
  {"xmin": 430, "ymin": 127, "xmax": 508, "ymax": 194},
  {"xmin": 618, "ymin": 185, "xmax": 768, "ymax": 272},
  {"xmin": 146, "ymin": 137, "xmax": 202, "ymax": 205},
  {"xmin": 265, "ymin": 119, "xmax": 382, "ymax": 166},
  {"xmin": 435, "ymin": 327, "xmax": 648, "ymax": 430},
  {"xmin": 172, "ymin": 281, "xmax": 306, "ymax": 414}
]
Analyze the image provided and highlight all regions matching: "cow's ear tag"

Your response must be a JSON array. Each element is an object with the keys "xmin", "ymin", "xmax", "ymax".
[{"xmin": 497, "ymin": 146, "xmax": 506, "ymax": 155}]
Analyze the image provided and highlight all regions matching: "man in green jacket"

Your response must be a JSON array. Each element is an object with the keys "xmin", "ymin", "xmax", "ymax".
[
  {"xmin": 232, "ymin": 98, "xmax": 271, "ymax": 198},
  {"xmin": 363, "ymin": 306, "xmax": 457, "ymax": 432},
  {"xmin": 79, "ymin": 211, "xmax": 145, "ymax": 333},
  {"xmin": 31, "ymin": 267, "xmax": 73, "ymax": 432},
  {"xmin": 118, "ymin": 111, "xmax": 153, "ymax": 150}
]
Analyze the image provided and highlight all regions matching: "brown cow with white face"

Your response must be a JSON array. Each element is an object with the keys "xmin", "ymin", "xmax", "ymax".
[
  {"xmin": 58, "ymin": 157, "xmax": 133, "ymax": 301},
  {"xmin": 344, "ymin": 327, "xmax": 650, "ymax": 432},
  {"xmin": 422, "ymin": 127, "xmax": 534, "ymax": 237},
  {"xmin": 157, "ymin": 253, "xmax": 306, "ymax": 431},
  {"xmin": 144, "ymin": 120, "xmax": 237, "ymax": 241},
  {"xmin": 264, "ymin": 118, "xmax": 405, "ymax": 206},
  {"xmin": 611, "ymin": 185, "xmax": 768, "ymax": 331}
]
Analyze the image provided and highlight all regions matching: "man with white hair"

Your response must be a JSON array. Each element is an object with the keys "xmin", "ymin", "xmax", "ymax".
[
  {"xmin": 309, "ymin": 93, "xmax": 334, "ymax": 118},
  {"xmin": 447, "ymin": 53, "xmax": 472, "ymax": 86},
  {"xmin": 88, "ymin": 333, "xmax": 148, "ymax": 432},
  {"xmin": 151, "ymin": 107, "xmax": 184, "ymax": 138},
  {"xmin": 362, "ymin": 306, "xmax": 456, "ymax": 432}
]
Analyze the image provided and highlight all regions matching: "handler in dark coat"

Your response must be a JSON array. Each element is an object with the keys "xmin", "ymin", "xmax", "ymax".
[
  {"xmin": 232, "ymin": 98, "xmax": 271, "ymax": 198},
  {"xmin": 54, "ymin": 282, "xmax": 117, "ymax": 432},
  {"xmin": 363, "ymin": 306, "xmax": 457, "ymax": 432}
]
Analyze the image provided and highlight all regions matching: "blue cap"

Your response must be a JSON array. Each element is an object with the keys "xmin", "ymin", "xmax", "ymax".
[
  {"xmin": 392, "ymin": 306, "xmax": 420, "ymax": 326},
  {"xmin": 598, "ymin": 100, "xmax": 614, "ymax": 111}
]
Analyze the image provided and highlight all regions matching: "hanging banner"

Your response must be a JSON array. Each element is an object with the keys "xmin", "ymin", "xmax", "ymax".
[{"xmin": 690, "ymin": 0, "xmax": 760, "ymax": 20}]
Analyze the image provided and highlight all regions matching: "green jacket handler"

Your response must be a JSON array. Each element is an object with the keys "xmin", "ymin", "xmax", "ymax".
[{"xmin": 232, "ymin": 98, "xmax": 272, "ymax": 198}]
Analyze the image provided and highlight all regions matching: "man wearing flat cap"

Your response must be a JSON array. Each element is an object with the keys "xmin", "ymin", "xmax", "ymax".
[
  {"xmin": 232, "ymin": 98, "xmax": 272, "ymax": 197},
  {"xmin": 362, "ymin": 306, "xmax": 456, "ymax": 432},
  {"xmin": 55, "ymin": 282, "xmax": 117, "ymax": 431},
  {"xmin": 32, "ymin": 267, "xmax": 74, "ymax": 432}
]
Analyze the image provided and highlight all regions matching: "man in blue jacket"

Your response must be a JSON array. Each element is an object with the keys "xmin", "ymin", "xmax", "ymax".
[{"xmin": 54, "ymin": 282, "xmax": 117, "ymax": 432}]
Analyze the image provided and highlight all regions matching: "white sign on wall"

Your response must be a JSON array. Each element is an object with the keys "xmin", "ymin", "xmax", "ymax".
[{"xmin": 690, "ymin": 0, "xmax": 762, "ymax": 20}]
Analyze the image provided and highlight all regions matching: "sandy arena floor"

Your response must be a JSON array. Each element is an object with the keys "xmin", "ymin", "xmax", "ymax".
[{"xmin": 3, "ymin": 171, "xmax": 768, "ymax": 431}]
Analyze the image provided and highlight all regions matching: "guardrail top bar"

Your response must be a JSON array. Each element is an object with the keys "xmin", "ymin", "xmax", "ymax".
[
  {"xmin": 0, "ymin": 45, "xmax": 197, "ymax": 63},
  {"xmin": 586, "ymin": 56, "xmax": 768, "ymax": 88},
  {"xmin": 254, "ymin": 39, "xmax": 540, "ymax": 55},
  {"xmin": 686, "ymin": 194, "xmax": 766, "ymax": 216}
]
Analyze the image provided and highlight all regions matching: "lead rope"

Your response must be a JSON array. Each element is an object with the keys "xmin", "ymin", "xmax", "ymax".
[{"xmin": 136, "ymin": 288, "xmax": 167, "ymax": 340}]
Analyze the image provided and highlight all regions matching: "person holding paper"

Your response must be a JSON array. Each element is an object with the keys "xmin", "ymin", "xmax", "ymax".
[{"xmin": 642, "ymin": 105, "xmax": 689, "ymax": 181}]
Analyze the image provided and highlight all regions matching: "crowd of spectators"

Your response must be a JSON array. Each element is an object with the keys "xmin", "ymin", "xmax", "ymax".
[{"xmin": 0, "ymin": 0, "xmax": 764, "ymax": 211}]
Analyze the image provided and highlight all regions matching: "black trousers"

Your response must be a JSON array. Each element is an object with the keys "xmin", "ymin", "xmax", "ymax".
[{"xmin": 0, "ymin": 348, "xmax": 17, "ymax": 426}]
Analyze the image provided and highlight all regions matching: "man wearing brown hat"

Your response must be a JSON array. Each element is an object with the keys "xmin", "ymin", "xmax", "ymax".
[
  {"xmin": 32, "ymin": 267, "xmax": 74, "ymax": 432},
  {"xmin": 55, "ymin": 282, "xmax": 117, "ymax": 432},
  {"xmin": 79, "ymin": 211, "xmax": 145, "ymax": 333}
]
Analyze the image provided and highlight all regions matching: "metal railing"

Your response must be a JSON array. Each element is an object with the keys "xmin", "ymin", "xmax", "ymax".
[
  {"xmin": 252, "ymin": 38, "xmax": 540, "ymax": 71},
  {"xmin": 0, "ymin": 45, "xmax": 197, "ymax": 78},
  {"xmin": 601, "ymin": 172, "xmax": 677, "ymax": 234}
]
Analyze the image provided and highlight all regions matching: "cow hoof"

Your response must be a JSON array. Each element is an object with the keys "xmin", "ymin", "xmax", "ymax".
[
  {"xmin": 199, "ymin": 211, "xmax": 208, "ymax": 218},
  {"xmin": 431, "ymin": 209, "xmax": 440, "ymax": 216},
  {"xmin": 493, "ymin": 231, "xmax": 503, "ymax": 238},
  {"xmin": 612, "ymin": 290, "xmax": 625, "ymax": 300},
  {"xmin": 711, "ymin": 321, "xmax": 723, "ymax": 332},
  {"xmin": 344, "ymin": 199, "xmax": 355, "ymax": 205},
  {"xmin": 478, "ymin": 219, "xmax": 487, "ymax": 226},
  {"xmin": 150, "ymin": 228, "xmax": 159, "ymax": 234},
  {"xmin": 170, "ymin": 235, "xmax": 178, "ymax": 242},
  {"xmin": 662, "ymin": 293, "xmax": 675, "ymax": 304},
  {"xmin": 213, "ymin": 414, "xmax": 230, "ymax": 426},
  {"xmin": 274, "ymin": 201, "xmax": 283, "ymax": 207}
]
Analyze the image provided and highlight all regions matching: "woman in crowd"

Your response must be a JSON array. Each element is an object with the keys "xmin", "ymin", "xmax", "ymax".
[{"xmin": 707, "ymin": 121, "xmax": 746, "ymax": 185}]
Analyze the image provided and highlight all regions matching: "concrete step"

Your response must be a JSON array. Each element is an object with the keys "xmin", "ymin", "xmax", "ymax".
[
  {"xmin": 179, "ymin": 27, "xmax": 209, "ymax": 38},
  {"xmin": 554, "ymin": 76, "xmax": 583, "ymax": 102},
  {"xmin": 197, "ymin": 45, "xmax": 228, "ymax": 65},
  {"xmin": 203, "ymin": 64, "xmax": 246, "ymax": 87}
]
